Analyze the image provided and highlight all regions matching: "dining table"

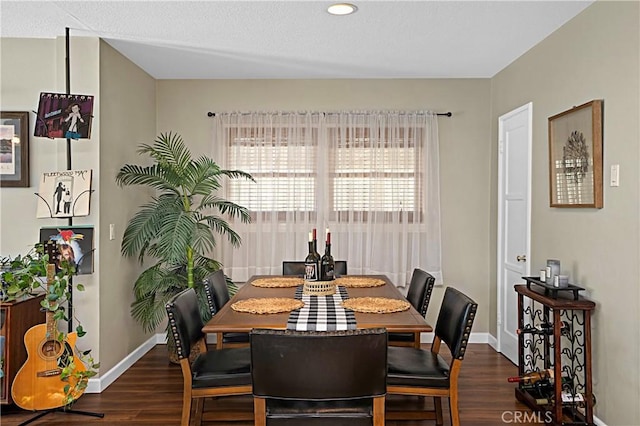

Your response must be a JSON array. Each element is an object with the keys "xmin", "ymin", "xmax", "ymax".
[{"xmin": 202, "ymin": 274, "xmax": 432, "ymax": 349}]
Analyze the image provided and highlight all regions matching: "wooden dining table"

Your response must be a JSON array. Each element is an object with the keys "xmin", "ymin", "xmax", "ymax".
[{"xmin": 202, "ymin": 274, "xmax": 432, "ymax": 349}]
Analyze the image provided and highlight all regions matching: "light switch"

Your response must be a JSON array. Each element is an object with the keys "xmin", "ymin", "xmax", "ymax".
[
  {"xmin": 109, "ymin": 224, "xmax": 115, "ymax": 240},
  {"xmin": 610, "ymin": 164, "xmax": 620, "ymax": 187}
]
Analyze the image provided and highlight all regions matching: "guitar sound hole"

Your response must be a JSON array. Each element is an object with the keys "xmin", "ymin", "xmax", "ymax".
[{"xmin": 41, "ymin": 340, "xmax": 63, "ymax": 358}]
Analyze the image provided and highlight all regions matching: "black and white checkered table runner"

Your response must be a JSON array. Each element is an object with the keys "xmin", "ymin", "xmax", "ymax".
[{"xmin": 287, "ymin": 286, "xmax": 357, "ymax": 331}]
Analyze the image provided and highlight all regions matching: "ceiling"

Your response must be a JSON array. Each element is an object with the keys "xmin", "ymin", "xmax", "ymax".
[{"xmin": 0, "ymin": 1, "xmax": 594, "ymax": 80}]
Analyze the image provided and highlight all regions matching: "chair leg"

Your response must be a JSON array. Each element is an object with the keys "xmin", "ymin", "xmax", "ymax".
[
  {"xmin": 449, "ymin": 392, "xmax": 460, "ymax": 426},
  {"xmin": 254, "ymin": 397, "xmax": 266, "ymax": 426},
  {"xmin": 372, "ymin": 396, "xmax": 385, "ymax": 426},
  {"xmin": 193, "ymin": 397, "xmax": 204, "ymax": 425},
  {"xmin": 434, "ymin": 396, "xmax": 443, "ymax": 426},
  {"xmin": 181, "ymin": 394, "xmax": 192, "ymax": 426}
]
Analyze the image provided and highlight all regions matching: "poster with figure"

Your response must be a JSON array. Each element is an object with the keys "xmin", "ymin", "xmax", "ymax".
[
  {"xmin": 39, "ymin": 226, "xmax": 94, "ymax": 275},
  {"xmin": 36, "ymin": 169, "xmax": 92, "ymax": 218},
  {"xmin": 34, "ymin": 92, "xmax": 94, "ymax": 140}
]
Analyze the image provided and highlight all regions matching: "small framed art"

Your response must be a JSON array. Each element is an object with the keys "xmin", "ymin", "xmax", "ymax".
[
  {"xmin": 40, "ymin": 226, "xmax": 95, "ymax": 275},
  {"xmin": 0, "ymin": 111, "xmax": 29, "ymax": 187},
  {"xmin": 548, "ymin": 100, "xmax": 603, "ymax": 208}
]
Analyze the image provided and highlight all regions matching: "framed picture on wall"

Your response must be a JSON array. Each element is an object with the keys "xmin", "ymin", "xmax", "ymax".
[
  {"xmin": 36, "ymin": 169, "xmax": 93, "ymax": 218},
  {"xmin": 0, "ymin": 111, "xmax": 29, "ymax": 187},
  {"xmin": 33, "ymin": 92, "xmax": 94, "ymax": 140},
  {"xmin": 39, "ymin": 226, "xmax": 94, "ymax": 275},
  {"xmin": 548, "ymin": 100, "xmax": 603, "ymax": 208}
]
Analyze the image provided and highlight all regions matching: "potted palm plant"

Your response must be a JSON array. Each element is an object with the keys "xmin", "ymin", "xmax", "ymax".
[{"xmin": 116, "ymin": 132, "xmax": 253, "ymax": 352}]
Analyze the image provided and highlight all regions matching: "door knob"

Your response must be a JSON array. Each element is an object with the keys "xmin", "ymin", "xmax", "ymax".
[{"xmin": 516, "ymin": 255, "xmax": 526, "ymax": 262}]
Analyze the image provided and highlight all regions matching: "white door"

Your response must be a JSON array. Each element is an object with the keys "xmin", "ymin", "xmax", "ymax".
[{"xmin": 497, "ymin": 103, "xmax": 532, "ymax": 364}]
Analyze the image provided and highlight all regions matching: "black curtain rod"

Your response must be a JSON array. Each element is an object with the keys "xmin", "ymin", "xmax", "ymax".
[{"xmin": 207, "ymin": 111, "xmax": 452, "ymax": 117}]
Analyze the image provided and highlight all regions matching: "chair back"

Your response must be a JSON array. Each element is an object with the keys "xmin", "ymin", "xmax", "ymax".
[
  {"xmin": 334, "ymin": 260, "xmax": 347, "ymax": 276},
  {"xmin": 165, "ymin": 288, "xmax": 205, "ymax": 360},
  {"xmin": 434, "ymin": 287, "xmax": 478, "ymax": 360},
  {"xmin": 251, "ymin": 328, "xmax": 387, "ymax": 400},
  {"xmin": 406, "ymin": 268, "xmax": 435, "ymax": 316},
  {"xmin": 283, "ymin": 260, "xmax": 348, "ymax": 276},
  {"xmin": 282, "ymin": 261, "xmax": 306, "ymax": 276},
  {"xmin": 203, "ymin": 269, "xmax": 230, "ymax": 312}
]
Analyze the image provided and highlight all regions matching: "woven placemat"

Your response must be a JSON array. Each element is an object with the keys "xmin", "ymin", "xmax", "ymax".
[
  {"xmin": 342, "ymin": 297, "xmax": 410, "ymax": 314},
  {"xmin": 251, "ymin": 277, "xmax": 304, "ymax": 288},
  {"xmin": 334, "ymin": 276, "xmax": 386, "ymax": 288},
  {"xmin": 231, "ymin": 297, "xmax": 304, "ymax": 314}
]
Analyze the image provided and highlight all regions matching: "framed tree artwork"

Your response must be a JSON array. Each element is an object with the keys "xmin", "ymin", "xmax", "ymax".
[
  {"xmin": 0, "ymin": 111, "xmax": 29, "ymax": 187},
  {"xmin": 548, "ymin": 100, "xmax": 603, "ymax": 208}
]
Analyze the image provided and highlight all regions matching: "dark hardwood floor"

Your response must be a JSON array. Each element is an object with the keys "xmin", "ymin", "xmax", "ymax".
[{"xmin": 1, "ymin": 344, "xmax": 541, "ymax": 425}]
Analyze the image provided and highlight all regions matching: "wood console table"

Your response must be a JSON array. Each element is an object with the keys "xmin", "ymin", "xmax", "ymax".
[
  {"xmin": 514, "ymin": 281, "xmax": 595, "ymax": 425},
  {"xmin": 1, "ymin": 294, "xmax": 45, "ymax": 405}
]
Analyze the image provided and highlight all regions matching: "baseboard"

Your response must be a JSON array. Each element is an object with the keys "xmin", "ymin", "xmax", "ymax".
[
  {"xmin": 593, "ymin": 415, "xmax": 607, "ymax": 426},
  {"xmin": 487, "ymin": 333, "xmax": 498, "ymax": 350},
  {"xmin": 85, "ymin": 334, "xmax": 159, "ymax": 393}
]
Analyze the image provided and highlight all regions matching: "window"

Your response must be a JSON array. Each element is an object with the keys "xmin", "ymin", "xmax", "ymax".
[{"xmin": 226, "ymin": 120, "xmax": 423, "ymax": 222}]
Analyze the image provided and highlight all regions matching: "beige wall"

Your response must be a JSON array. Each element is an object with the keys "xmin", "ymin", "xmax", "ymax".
[
  {"xmin": 98, "ymin": 40, "xmax": 156, "ymax": 373},
  {"xmin": 156, "ymin": 79, "xmax": 493, "ymax": 331},
  {"xmin": 0, "ymin": 36, "xmax": 102, "ymax": 364},
  {"xmin": 491, "ymin": 2, "xmax": 640, "ymax": 424},
  {"xmin": 0, "ymin": 37, "xmax": 156, "ymax": 377}
]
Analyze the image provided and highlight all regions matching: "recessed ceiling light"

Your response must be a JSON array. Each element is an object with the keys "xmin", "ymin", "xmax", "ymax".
[{"xmin": 327, "ymin": 3, "xmax": 358, "ymax": 16}]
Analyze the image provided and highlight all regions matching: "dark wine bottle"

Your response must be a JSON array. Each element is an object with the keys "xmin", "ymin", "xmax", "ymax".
[
  {"xmin": 305, "ymin": 231, "xmax": 320, "ymax": 281},
  {"xmin": 312, "ymin": 228, "xmax": 321, "ymax": 266},
  {"xmin": 507, "ymin": 369, "xmax": 552, "ymax": 384},
  {"xmin": 320, "ymin": 230, "xmax": 335, "ymax": 281},
  {"xmin": 516, "ymin": 321, "xmax": 570, "ymax": 336}
]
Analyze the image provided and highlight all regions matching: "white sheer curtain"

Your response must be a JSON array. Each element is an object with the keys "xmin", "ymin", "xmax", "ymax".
[{"xmin": 212, "ymin": 111, "xmax": 442, "ymax": 289}]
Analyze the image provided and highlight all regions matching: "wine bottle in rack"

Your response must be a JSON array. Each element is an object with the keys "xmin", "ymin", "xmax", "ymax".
[
  {"xmin": 516, "ymin": 321, "xmax": 570, "ymax": 336},
  {"xmin": 305, "ymin": 231, "xmax": 320, "ymax": 281},
  {"xmin": 507, "ymin": 369, "xmax": 552, "ymax": 385},
  {"xmin": 320, "ymin": 228, "xmax": 335, "ymax": 281},
  {"xmin": 509, "ymin": 369, "xmax": 571, "ymax": 386}
]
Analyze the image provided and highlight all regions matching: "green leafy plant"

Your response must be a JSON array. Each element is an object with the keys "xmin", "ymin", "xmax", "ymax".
[
  {"xmin": 0, "ymin": 243, "xmax": 99, "ymax": 407},
  {"xmin": 116, "ymin": 132, "xmax": 253, "ymax": 336}
]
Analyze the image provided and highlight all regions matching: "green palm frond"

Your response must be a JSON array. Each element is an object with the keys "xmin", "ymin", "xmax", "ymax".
[
  {"xmin": 191, "ymin": 222, "xmax": 217, "ymax": 253},
  {"xmin": 217, "ymin": 168, "xmax": 255, "ymax": 182},
  {"xmin": 115, "ymin": 164, "xmax": 181, "ymax": 195},
  {"xmin": 200, "ymin": 196, "xmax": 251, "ymax": 223},
  {"xmin": 202, "ymin": 215, "xmax": 243, "ymax": 247},
  {"xmin": 138, "ymin": 133, "xmax": 192, "ymax": 175}
]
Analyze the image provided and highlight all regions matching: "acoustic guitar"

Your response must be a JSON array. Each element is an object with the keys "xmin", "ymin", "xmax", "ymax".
[{"xmin": 11, "ymin": 242, "xmax": 87, "ymax": 411}]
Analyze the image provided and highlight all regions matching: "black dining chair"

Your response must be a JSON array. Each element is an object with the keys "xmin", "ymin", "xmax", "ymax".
[
  {"xmin": 282, "ymin": 261, "xmax": 305, "ymax": 276},
  {"xmin": 203, "ymin": 270, "xmax": 250, "ymax": 348},
  {"xmin": 388, "ymin": 268, "xmax": 435, "ymax": 347},
  {"xmin": 386, "ymin": 286, "xmax": 478, "ymax": 426},
  {"xmin": 250, "ymin": 328, "xmax": 388, "ymax": 426},
  {"xmin": 165, "ymin": 288, "xmax": 252, "ymax": 426},
  {"xmin": 282, "ymin": 260, "xmax": 347, "ymax": 276}
]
